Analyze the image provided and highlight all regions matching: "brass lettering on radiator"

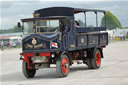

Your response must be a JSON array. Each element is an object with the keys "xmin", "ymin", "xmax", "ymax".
[
  {"xmin": 34, "ymin": 43, "xmax": 46, "ymax": 49},
  {"xmin": 25, "ymin": 43, "xmax": 46, "ymax": 49},
  {"xmin": 25, "ymin": 43, "xmax": 33, "ymax": 48}
]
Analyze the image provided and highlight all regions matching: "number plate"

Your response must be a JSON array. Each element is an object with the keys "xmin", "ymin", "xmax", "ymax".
[{"xmin": 32, "ymin": 56, "xmax": 48, "ymax": 63}]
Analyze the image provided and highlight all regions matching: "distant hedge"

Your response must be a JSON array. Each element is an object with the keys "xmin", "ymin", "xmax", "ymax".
[{"xmin": 0, "ymin": 26, "xmax": 22, "ymax": 34}]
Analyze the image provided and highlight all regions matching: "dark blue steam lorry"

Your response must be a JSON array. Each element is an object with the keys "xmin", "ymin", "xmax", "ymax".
[{"xmin": 19, "ymin": 7, "xmax": 108, "ymax": 78}]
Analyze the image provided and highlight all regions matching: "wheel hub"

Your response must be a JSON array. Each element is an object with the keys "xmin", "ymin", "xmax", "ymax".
[
  {"xmin": 96, "ymin": 52, "xmax": 101, "ymax": 66},
  {"xmin": 62, "ymin": 57, "xmax": 69, "ymax": 74},
  {"xmin": 64, "ymin": 63, "xmax": 68, "ymax": 68}
]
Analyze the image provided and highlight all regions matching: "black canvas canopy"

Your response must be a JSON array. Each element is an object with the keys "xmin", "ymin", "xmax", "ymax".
[{"xmin": 34, "ymin": 7, "xmax": 106, "ymax": 17}]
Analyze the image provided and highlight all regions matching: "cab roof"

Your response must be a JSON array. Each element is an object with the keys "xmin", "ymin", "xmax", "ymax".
[
  {"xmin": 34, "ymin": 7, "xmax": 106, "ymax": 17},
  {"xmin": 21, "ymin": 16, "xmax": 68, "ymax": 22},
  {"xmin": 22, "ymin": 7, "xmax": 106, "ymax": 22}
]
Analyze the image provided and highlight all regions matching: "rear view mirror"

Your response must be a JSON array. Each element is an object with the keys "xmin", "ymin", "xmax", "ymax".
[{"xmin": 17, "ymin": 22, "xmax": 21, "ymax": 28}]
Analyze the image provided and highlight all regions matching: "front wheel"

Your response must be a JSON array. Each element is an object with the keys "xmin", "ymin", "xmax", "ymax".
[
  {"xmin": 56, "ymin": 54, "xmax": 70, "ymax": 77},
  {"xmin": 22, "ymin": 61, "xmax": 36, "ymax": 78}
]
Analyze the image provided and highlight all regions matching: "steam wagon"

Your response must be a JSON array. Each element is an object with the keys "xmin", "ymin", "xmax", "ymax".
[{"xmin": 19, "ymin": 7, "xmax": 108, "ymax": 78}]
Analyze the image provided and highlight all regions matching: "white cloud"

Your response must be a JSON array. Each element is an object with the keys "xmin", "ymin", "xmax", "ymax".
[
  {"xmin": 1, "ymin": 0, "xmax": 128, "ymax": 30},
  {"xmin": 1, "ymin": 14, "xmax": 32, "ymax": 30},
  {"xmin": 39, "ymin": 0, "xmax": 123, "ymax": 1}
]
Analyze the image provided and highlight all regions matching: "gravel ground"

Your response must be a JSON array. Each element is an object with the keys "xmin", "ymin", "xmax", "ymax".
[{"xmin": 0, "ymin": 41, "xmax": 128, "ymax": 85}]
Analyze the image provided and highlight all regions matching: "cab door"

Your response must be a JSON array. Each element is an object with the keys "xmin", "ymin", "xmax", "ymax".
[{"xmin": 67, "ymin": 20, "xmax": 76, "ymax": 51}]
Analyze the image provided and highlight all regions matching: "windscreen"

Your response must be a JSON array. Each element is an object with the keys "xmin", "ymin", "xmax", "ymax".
[
  {"xmin": 23, "ymin": 21, "xmax": 33, "ymax": 34},
  {"xmin": 23, "ymin": 19, "xmax": 59, "ymax": 34},
  {"xmin": 36, "ymin": 20, "xmax": 59, "ymax": 33}
]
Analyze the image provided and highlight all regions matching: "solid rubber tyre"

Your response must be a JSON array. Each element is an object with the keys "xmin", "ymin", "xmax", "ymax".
[
  {"xmin": 86, "ymin": 49, "xmax": 93, "ymax": 69},
  {"xmin": 91, "ymin": 49, "xmax": 101, "ymax": 69},
  {"xmin": 87, "ymin": 58, "xmax": 92, "ymax": 69},
  {"xmin": 56, "ymin": 54, "xmax": 70, "ymax": 77},
  {"xmin": 22, "ymin": 61, "xmax": 36, "ymax": 78}
]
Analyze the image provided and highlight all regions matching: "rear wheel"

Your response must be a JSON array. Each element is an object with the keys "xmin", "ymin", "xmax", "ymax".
[
  {"xmin": 87, "ymin": 58, "xmax": 92, "ymax": 69},
  {"xmin": 56, "ymin": 54, "xmax": 70, "ymax": 77},
  {"xmin": 22, "ymin": 61, "xmax": 36, "ymax": 78},
  {"xmin": 86, "ymin": 49, "xmax": 93, "ymax": 69},
  {"xmin": 87, "ymin": 48, "xmax": 101, "ymax": 69},
  {"xmin": 91, "ymin": 49, "xmax": 101, "ymax": 69}
]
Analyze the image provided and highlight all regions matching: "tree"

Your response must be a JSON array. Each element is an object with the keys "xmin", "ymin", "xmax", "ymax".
[
  {"xmin": 12, "ymin": 25, "xmax": 22, "ymax": 32},
  {"xmin": 101, "ymin": 11, "xmax": 122, "ymax": 30}
]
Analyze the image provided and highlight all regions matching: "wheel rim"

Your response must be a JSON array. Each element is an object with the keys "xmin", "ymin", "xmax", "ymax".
[
  {"xmin": 96, "ymin": 51, "xmax": 101, "ymax": 66},
  {"xmin": 61, "ymin": 57, "xmax": 69, "ymax": 74}
]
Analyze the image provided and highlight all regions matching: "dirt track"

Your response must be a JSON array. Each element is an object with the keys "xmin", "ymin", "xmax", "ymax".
[{"xmin": 1, "ymin": 41, "xmax": 128, "ymax": 85}]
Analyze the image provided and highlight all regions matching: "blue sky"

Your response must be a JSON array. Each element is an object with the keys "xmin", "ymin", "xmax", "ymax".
[{"xmin": 0, "ymin": 0, "xmax": 128, "ymax": 29}]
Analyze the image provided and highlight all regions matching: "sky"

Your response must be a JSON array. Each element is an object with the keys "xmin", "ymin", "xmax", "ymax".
[{"xmin": 0, "ymin": 0, "xmax": 128, "ymax": 30}]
